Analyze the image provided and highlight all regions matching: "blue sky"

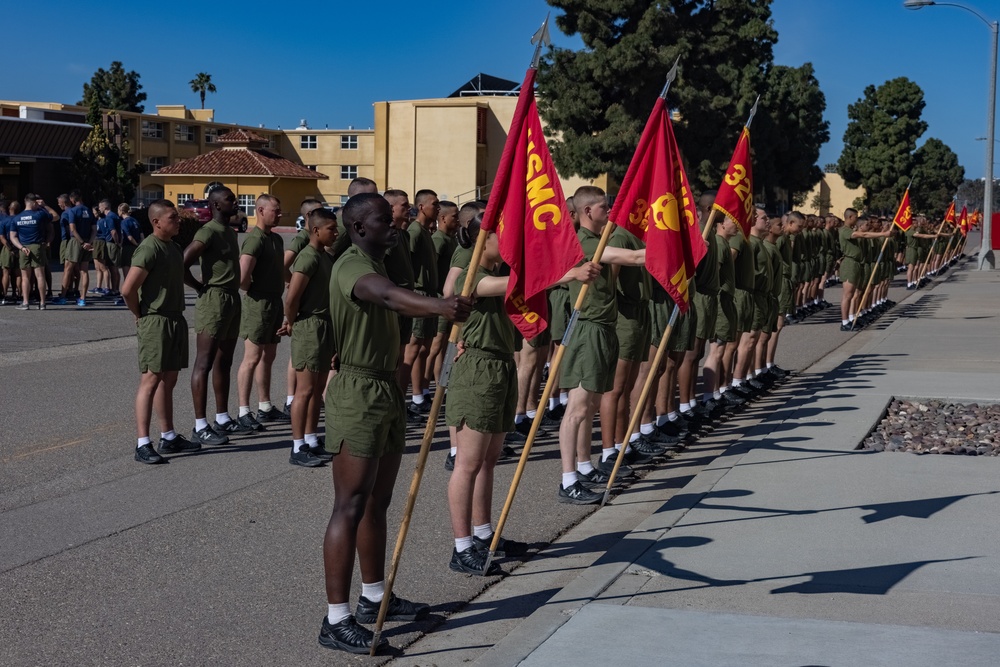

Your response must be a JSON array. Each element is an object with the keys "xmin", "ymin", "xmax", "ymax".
[{"xmin": 8, "ymin": 0, "xmax": 998, "ymax": 178}]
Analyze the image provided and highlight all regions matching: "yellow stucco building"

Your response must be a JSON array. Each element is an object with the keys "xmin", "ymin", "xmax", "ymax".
[{"xmin": 802, "ymin": 172, "xmax": 865, "ymax": 217}]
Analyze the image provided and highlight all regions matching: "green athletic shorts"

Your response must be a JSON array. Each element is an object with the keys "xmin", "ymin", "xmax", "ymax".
[
  {"xmin": 0, "ymin": 246, "xmax": 10, "ymax": 269},
  {"xmin": 120, "ymin": 244, "xmax": 135, "ymax": 270},
  {"xmin": 326, "ymin": 365, "xmax": 406, "ymax": 459},
  {"xmin": 761, "ymin": 296, "xmax": 778, "ymax": 334},
  {"xmin": 649, "ymin": 298, "xmax": 672, "ymax": 342},
  {"xmin": 437, "ymin": 313, "xmax": 450, "ymax": 336},
  {"xmin": 750, "ymin": 291, "xmax": 769, "ymax": 331},
  {"xmin": 734, "ymin": 288, "xmax": 753, "ymax": 333},
  {"xmin": 240, "ymin": 294, "xmax": 283, "ymax": 345},
  {"xmin": 137, "ymin": 314, "xmax": 189, "ymax": 373},
  {"xmin": 410, "ymin": 290, "xmax": 437, "ymax": 340},
  {"xmin": 559, "ymin": 320, "xmax": 618, "ymax": 393},
  {"xmin": 616, "ymin": 306, "xmax": 651, "ymax": 362},
  {"xmin": 693, "ymin": 291, "xmax": 718, "ymax": 341},
  {"xmin": 93, "ymin": 239, "xmax": 110, "ymax": 265},
  {"xmin": 549, "ymin": 287, "xmax": 571, "ymax": 342},
  {"xmin": 839, "ymin": 258, "xmax": 862, "ymax": 286},
  {"xmin": 18, "ymin": 244, "xmax": 47, "ymax": 270},
  {"xmin": 59, "ymin": 240, "xmax": 68, "ymax": 264},
  {"xmin": 398, "ymin": 315, "xmax": 413, "ymax": 346},
  {"xmin": 905, "ymin": 247, "xmax": 918, "ymax": 265},
  {"xmin": 107, "ymin": 242, "xmax": 122, "ymax": 267},
  {"xmin": 527, "ymin": 327, "xmax": 552, "ymax": 348},
  {"xmin": 446, "ymin": 348, "xmax": 517, "ymax": 433},
  {"xmin": 65, "ymin": 238, "xmax": 92, "ymax": 264},
  {"xmin": 714, "ymin": 291, "xmax": 737, "ymax": 343},
  {"xmin": 194, "ymin": 287, "xmax": 241, "ymax": 340},
  {"xmin": 668, "ymin": 306, "xmax": 696, "ymax": 352},
  {"xmin": 291, "ymin": 315, "xmax": 334, "ymax": 372}
]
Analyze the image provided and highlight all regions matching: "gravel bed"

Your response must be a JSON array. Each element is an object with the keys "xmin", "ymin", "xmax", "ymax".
[{"xmin": 860, "ymin": 399, "xmax": 1000, "ymax": 455}]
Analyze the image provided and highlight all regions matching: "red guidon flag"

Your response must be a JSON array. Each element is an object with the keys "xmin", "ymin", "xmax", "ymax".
[
  {"xmin": 712, "ymin": 126, "xmax": 755, "ymax": 238},
  {"xmin": 943, "ymin": 201, "xmax": 956, "ymax": 224},
  {"xmin": 971, "ymin": 209, "xmax": 982, "ymax": 229},
  {"xmin": 609, "ymin": 97, "xmax": 706, "ymax": 312},
  {"xmin": 892, "ymin": 188, "xmax": 913, "ymax": 232},
  {"xmin": 479, "ymin": 67, "xmax": 583, "ymax": 339},
  {"xmin": 959, "ymin": 205, "xmax": 969, "ymax": 236}
]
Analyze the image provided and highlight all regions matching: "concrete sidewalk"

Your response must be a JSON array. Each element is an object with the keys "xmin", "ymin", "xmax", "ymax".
[{"xmin": 427, "ymin": 258, "xmax": 1000, "ymax": 666}]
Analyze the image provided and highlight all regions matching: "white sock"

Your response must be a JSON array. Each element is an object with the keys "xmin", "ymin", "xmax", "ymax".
[
  {"xmin": 238, "ymin": 406, "xmax": 251, "ymax": 417},
  {"xmin": 526, "ymin": 409, "xmax": 537, "ymax": 419},
  {"xmin": 686, "ymin": 401, "xmax": 697, "ymax": 411},
  {"xmin": 577, "ymin": 460, "xmax": 594, "ymax": 475},
  {"xmin": 327, "ymin": 603, "xmax": 351, "ymax": 625},
  {"xmin": 514, "ymin": 413, "xmax": 526, "ymax": 424},
  {"xmin": 195, "ymin": 418, "xmax": 209, "ymax": 431},
  {"xmin": 640, "ymin": 423, "xmax": 655, "ymax": 435},
  {"xmin": 560, "ymin": 392, "xmax": 569, "ymax": 406},
  {"xmin": 293, "ymin": 439, "xmax": 306, "ymax": 453},
  {"xmin": 137, "ymin": 436, "xmax": 150, "ymax": 449},
  {"xmin": 667, "ymin": 411, "xmax": 679, "ymax": 421},
  {"xmin": 412, "ymin": 394, "xmax": 425, "ymax": 405},
  {"xmin": 473, "ymin": 523, "xmax": 493, "ymax": 540},
  {"xmin": 767, "ymin": 363, "xmax": 774, "ymax": 369},
  {"xmin": 549, "ymin": 397, "xmax": 558, "ymax": 411},
  {"xmin": 601, "ymin": 447, "xmax": 617, "ymax": 462},
  {"xmin": 629, "ymin": 432, "xmax": 641, "ymax": 443},
  {"xmin": 843, "ymin": 319, "xmax": 849, "ymax": 326},
  {"xmin": 455, "ymin": 535, "xmax": 474, "ymax": 552},
  {"xmin": 286, "ymin": 395, "xmax": 294, "ymax": 407},
  {"xmin": 215, "ymin": 412, "xmax": 231, "ymax": 425},
  {"xmin": 305, "ymin": 433, "xmax": 319, "ymax": 445},
  {"xmin": 562, "ymin": 471, "xmax": 579, "ymax": 489},
  {"xmin": 655, "ymin": 414, "xmax": 668, "ymax": 427},
  {"xmin": 755, "ymin": 369, "xmax": 764, "ymax": 376},
  {"xmin": 259, "ymin": 400, "xmax": 273, "ymax": 412},
  {"xmin": 450, "ymin": 446, "xmax": 457, "ymax": 456},
  {"xmin": 714, "ymin": 390, "xmax": 722, "ymax": 399},
  {"xmin": 733, "ymin": 378, "xmax": 744, "ymax": 387},
  {"xmin": 160, "ymin": 430, "xmax": 176, "ymax": 441},
  {"xmin": 361, "ymin": 581, "xmax": 384, "ymax": 602}
]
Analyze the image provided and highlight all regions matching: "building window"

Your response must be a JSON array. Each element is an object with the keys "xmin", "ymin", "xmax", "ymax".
[
  {"xmin": 300, "ymin": 135, "xmax": 317, "ymax": 149},
  {"xmin": 177, "ymin": 193, "xmax": 193, "ymax": 205},
  {"xmin": 138, "ymin": 188, "xmax": 163, "ymax": 207},
  {"xmin": 146, "ymin": 156, "xmax": 166, "ymax": 172},
  {"xmin": 306, "ymin": 165, "xmax": 317, "ymax": 171},
  {"xmin": 205, "ymin": 128, "xmax": 219, "ymax": 143},
  {"xmin": 121, "ymin": 119, "xmax": 131, "ymax": 137},
  {"xmin": 341, "ymin": 134, "xmax": 358, "ymax": 149},
  {"xmin": 341, "ymin": 165, "xmax": 358, "ymax": 180},
  {"xmin": 174, "ymin": 124, "xmax": 195, "ymax": 141},
  {"xmin": 141, "ymin": 120, "xmax": 163, "ymax": 139},
  {"xmin": 238, "ymin": 194, "xmax": 256, "ymax": 217}
]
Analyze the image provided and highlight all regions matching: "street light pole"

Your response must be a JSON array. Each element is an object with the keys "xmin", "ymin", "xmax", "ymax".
[{"xmin": 905, "ymin": 0, "xmax": 998, "ymax": 269}]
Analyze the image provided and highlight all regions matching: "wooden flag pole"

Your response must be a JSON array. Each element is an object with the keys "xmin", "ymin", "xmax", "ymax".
[
  {"xmin": 940, "ymin": 232, "xmax": 957, "ymax": 267},
  {"xmin": 918, "ymin": 218, "xmax": 948, "ymax": 282},
  {"xmin": 369, "ymin": 218, "xmax": 490, "ymax": 654},
  {"xmin": 850, "ymin": 236, "xmax": 890, "ymax": 331},
  {"xmin": 484, "ymin": 218, "xmax": 617, "ymax": 575},
  {"xmin": 702, "ymin": 209, "xmax": 719, "ymax": 241}
]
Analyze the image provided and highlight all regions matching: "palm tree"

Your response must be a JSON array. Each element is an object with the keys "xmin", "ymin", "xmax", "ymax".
[{"xmin": 189, "ymin": 73, "xmax": 217, "ymax": 109}]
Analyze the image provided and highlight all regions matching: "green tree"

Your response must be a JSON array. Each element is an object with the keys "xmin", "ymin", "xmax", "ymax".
[
  {"xmin": 79, "ymin": 62, "xmax": 146, "ymax": 112},
  {"xmin": 72, "ymin": 99, "xmax": 145, "ymax": 204},
  {"xmin": 910, "ymin": 138, "xmax": 964, "ymax": 213},
  {"xmin": 538, "ymin": 0, "xmax": 777, "ymax": 191},
  {"xmin": 956, "ymin": 178, "xmax": 1000, "ymax": 214},
  {"xmin": 837, "ymin": 77, "xmax": 927, "ymax": 213},
  {"xmin": 755, "ymin": 63, "xmax": 829, "ymax": 207},
  {"xmin": 189, "ymin": 72, "xmax": 217, "ymax": 109}
]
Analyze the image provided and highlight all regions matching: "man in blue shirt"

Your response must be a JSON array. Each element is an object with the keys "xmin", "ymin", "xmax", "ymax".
[
  {"xmin": 0, "ymin": 198, "xmax": 13, "ymax": 304},
  {"xmin": 119, "ymin": 203, "xmax": 143, "ymax": 278},
  {"xmin": 95, "ymin": 199, "xmax": 122, "ymax": 296},
  {"xmin": 65, "ymin": 190, "xmax": 96, "ymax": 307},
  {"xmin": 9, "ymin": 193, "xmax": 55, "ymax": 310}
]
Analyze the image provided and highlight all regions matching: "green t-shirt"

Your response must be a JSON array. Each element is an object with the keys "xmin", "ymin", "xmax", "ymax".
[
  {"xmin": 432, "ymin": 230, "xmax": 457, "ymax": 295},
  {"xmin": 240, "ymin": 226, "xmax": 284, "ymax": 298},
  {"xmin": 407, "ymin": 222, "xmax": 438, "ymax": 293},
  {"xmin": 611, "ymin": 227, "xmax": 650, "ymax": 318},
  {"xmin": 570, "ymin": 226, "xmax": 617, "ymax": 327},
  {"xmin": 694, "ymin": 232, "xmax": 721, "ymax": 296},
  {"xmin": 839, "ymin": 226, "xmax": 862, "ymax": 261},
  {"xmin": 774, "ymin": 233, "xmax": 793, "ymax": 278},
  {"xmin": 450, "ymin": 244, "xmax": 474, "ymax": 270},
  {"xmin": 290, "ymin": 244, "xmax": 332, "ymax": 320},
  {"xmin": 729, "ymin": 232, "xmax": 754, "ymax": 290},
  {"xmin": 385, "ymin": 230, "xmax": 415, "ymax": 291},
  {"xmin": 289, "ymin": 228, "xmax": 310, "ymax": 256},
  {"xmin": 132, "ymin": 235, "xmax": 185, "ymax": 317},
  {"xmin": 749, "ymin": 234, "xmax": 772, "ymax": 294},
  {"xmin": 192, "ymin": 219, "xmax": 240, "ymax": 292},
  {"xmin": 329, "ymin": 245, "xmax": 400, "ymax": 373},
  {"xmin": 717, "ymin": 233, "xmax": 736, "ymax": 295},
  {"xmin": 455, "ymin": 265, "xmax": 515, "ymax": 355},
  {"xmin": 763, "ymin": 239, "xmax": 782, "ymax": 298},
  {"xmin": 331, "ymin": 220, "xmax": 352, "ymax": 261}
]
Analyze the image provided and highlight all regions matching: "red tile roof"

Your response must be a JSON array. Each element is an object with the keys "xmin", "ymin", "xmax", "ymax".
[
  {"xmin": 153, "ymin": 148, "xmax": 328, "ymax": 180},
  {"xmin": 217, "ymin": 128, "xmax": 268, "ymax": 144}
]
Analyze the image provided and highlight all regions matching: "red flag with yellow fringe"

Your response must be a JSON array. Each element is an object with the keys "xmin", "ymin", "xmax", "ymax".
[
  {"xmin": 712, "ymin": 127, "xmax": 755, "ymax": 238},
  {"xmin": 892, "ymin": 188, "xmax": 913, "ymax": 232},
  {"xmin": 479, "ymin": 67, "xmax": 583, "ymax": 339},
  {"xmin": 608, "ymin": 96, "xmax": 706, "ymax": 312},
  {"xmin": 959, "ymin": 205, "xmax": 969, "ymax": 236}
]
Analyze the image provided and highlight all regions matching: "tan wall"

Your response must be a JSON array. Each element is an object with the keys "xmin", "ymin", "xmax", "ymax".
[
  {"xmin": 158, "ymin": 176, "xmax": 322, "ymax": 216},
  {"xmin": 279, "ymin": 129, "xmax": 375, "ymax": 203},
  {"xmin": 803, "ymin": 173, "xmax": 864, "ymax": 217}
]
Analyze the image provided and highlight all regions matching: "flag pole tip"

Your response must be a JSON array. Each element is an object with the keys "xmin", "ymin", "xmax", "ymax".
[
  {"xmin": 660, "ymin": 56, "xmax": 680, "ymax": 99},
  {"xmin": 600, "ymin": 488, "xmax": 611, "ymax": 507},
  {"xmin": 482, "ymin": 552, "xmax": 495, "ymax": 576},
  {"xmin": 530, "ymin": 13, "xmax": 552, "ymax": 68},
  {"xmin": 369, "ymin": 630, "xmax": 382, "ymax": 657}
]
